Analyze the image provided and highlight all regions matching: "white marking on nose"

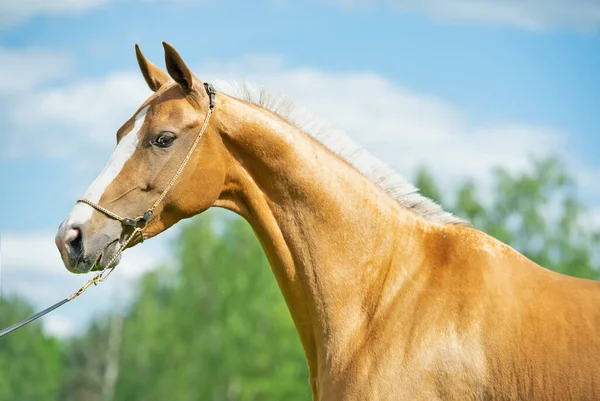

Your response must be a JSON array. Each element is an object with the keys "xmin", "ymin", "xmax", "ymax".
[{"xmin": 66, "ymin": 105, "xmax": 150, "ymax": 226}]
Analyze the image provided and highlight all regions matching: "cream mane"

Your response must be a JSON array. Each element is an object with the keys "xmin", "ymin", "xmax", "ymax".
[{"xmin": 213, "ymin": 80, "xmax": 466, "ymax": 225}]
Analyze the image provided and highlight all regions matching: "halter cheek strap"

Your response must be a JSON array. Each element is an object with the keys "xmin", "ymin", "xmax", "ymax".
[{"xmin": 0, "ymin": 83, "xmax": 216, "ymax": 339}]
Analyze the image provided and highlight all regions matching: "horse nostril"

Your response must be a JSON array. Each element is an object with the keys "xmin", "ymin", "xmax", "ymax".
[{"xmin": 65, "ymin": 227, "xmax": 83, "ymax": 258}]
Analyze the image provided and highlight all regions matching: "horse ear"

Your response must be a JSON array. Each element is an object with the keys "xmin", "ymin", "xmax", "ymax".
[
  {"xmin": 135, "ymin": 44, "xmax": 169, "ymax": 92},
  {"xmin": 162, "ymin": 41, "xmax": 195, "ymax": 92}
]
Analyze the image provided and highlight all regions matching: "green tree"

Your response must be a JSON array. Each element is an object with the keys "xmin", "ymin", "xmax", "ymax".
[
  {"xmin": 113, "ymin": 210, "xmax": 310, "ymax": 401},
  {"xmin": 60, "ymin": 313, "xmax": 123, "ymax": 401},
  {"xmin": 414, "ymin": 166, "xmax": 443, "ymax": 206},
  {"xmin": 415, "ymin": 157, "xmax": 600, "ymax": 280},
  {"xmin": 0, "ymin": 295, "xmax": 64, "ymax": 401}
]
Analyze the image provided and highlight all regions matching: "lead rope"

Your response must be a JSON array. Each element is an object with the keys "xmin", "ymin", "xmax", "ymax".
[{"xmin": 0, "ymin": 83, "xmax": 216, "ymax": 338}]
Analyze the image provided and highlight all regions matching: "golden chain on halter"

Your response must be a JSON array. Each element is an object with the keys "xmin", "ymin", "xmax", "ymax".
[{"xmin": 70, "ymin": 83, "xmax": 216, "ymax": 302}]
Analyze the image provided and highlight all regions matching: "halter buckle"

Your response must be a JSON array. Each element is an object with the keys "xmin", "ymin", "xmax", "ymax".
[
  {"xmin": 122, "ymin": 218, "xmax": 137, "ymax": 227},
  {"xmin": 204, "ymin": 82, "xmax": 216, "ymax": 109},
  {"xmin": 122, "ymin": 209, "xmax": 153, "ymax": 229}
]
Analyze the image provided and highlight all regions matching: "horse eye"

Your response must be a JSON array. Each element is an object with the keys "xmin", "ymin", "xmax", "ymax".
[{"xmin": 153, "ymin": 132, "xmax": 176, "ymax": 148}]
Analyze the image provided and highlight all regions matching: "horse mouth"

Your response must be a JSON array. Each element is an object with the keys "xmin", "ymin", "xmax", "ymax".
[
  {"xmin": 91, "ymin": 254, "xmax": 104, "ymax": 272},
  {"xmin": 91, "ymin": 238, "xmax": 120, "ymax": 271}
]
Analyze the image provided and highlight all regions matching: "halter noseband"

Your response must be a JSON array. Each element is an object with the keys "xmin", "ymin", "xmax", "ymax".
[{"xmin": 0, "ymin": 83, "xmax": 216, "ymax": 338}]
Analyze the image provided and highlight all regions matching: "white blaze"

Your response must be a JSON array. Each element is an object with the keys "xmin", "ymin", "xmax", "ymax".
[{"xmin": 67, "ymin": 105, "xmax": 150, "ymax": 226}]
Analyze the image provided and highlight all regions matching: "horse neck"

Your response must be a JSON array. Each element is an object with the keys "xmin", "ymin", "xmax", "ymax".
[{"xmin": 213, "ymin": 95, "xmax": 427, "ymax": 387}]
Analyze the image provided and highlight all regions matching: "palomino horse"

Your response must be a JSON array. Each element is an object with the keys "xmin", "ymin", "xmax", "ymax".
[{"xmin": 56, "ymin": 42, "xmax": 600, "ymax": 400}]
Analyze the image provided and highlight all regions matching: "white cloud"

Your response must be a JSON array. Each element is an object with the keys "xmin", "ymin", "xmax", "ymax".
[
  {"xmin": 8, "ymin": 72, "xmax": 150, "ymax": 158},
  {"xmin": 0, "ymin": 0, "xmax": 110, "ymax": 29},
  {"xmin": 329, "ymin": 0, "xmax": 600, "ymax": 31},
  {"xmin": 0, "ymin": 47, "xmax": 74, "ymax": 95},
  {"xmin": 0, "ymin": 0, "xmax": 211, "ymax": 30},
  {"xmin": 584, "ymin": 207, "xmax": 600, "ymax": 228},
  {"xmin": 44, "ymin": 314, "xmax": 77, "ymax": 339},
  {"xmin": 0, "ymin": 46, "xmax": 76, "ymax": 160}
]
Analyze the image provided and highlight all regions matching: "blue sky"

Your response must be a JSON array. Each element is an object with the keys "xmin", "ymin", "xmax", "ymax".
[{"xmin": 1, "ymin": 0, "xmax": 599, "ymax": 337}]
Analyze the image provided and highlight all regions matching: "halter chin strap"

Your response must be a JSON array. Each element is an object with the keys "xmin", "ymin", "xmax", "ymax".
[{"xmin": 0, "ymin": 83, "xmax": 216, "ymax": 339}]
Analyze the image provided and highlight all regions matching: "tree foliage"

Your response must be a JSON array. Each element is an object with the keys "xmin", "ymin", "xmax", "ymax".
[
  {"xmin": 0, "ymin": 296, "xmax": 64, "ymax": 401},
  {"xmin": 415, "ymin": 157, "xmax": 600, "ymax": 280},
  {"xmin": 59, "ymin": 314, "xmax": 123, "ymax": 401}
]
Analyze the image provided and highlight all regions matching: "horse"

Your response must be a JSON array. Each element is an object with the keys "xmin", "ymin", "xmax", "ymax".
[{"xmin": 55, "ymin": 42, "xmax": 600, "ymax": 400}]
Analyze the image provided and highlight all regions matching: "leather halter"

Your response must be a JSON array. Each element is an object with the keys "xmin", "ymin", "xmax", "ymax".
[{"xmin": 0, "ymin": 83, "xmax": 216, "ymax": 338}]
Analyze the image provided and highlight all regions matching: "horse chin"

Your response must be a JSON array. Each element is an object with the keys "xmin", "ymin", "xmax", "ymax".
[
  {"xmin": 91, "ymin": 242, "xmax": 122, "ymax": 272},
  {"xmin": 65, "ymin": 263, "xmax": 91, "ymax": 275},
  {"xmin": 90, "ymin": 255, "xmax": 105, "ymax": 272}
]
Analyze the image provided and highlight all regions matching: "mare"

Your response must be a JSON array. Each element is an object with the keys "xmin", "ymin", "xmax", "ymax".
[{"xmin": 55, "ymin": 42, "xmax": 600, "ymax": 400}]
